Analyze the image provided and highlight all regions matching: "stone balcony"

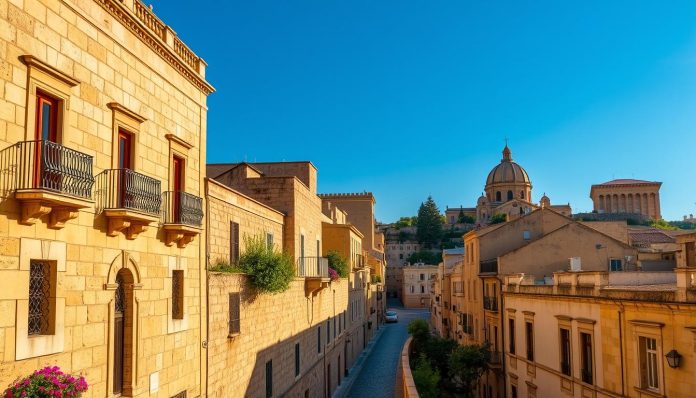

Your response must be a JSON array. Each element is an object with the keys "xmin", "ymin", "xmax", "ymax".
[
  {"xmin": 297, "ymin": 257, "xmax": 330, "ymax": 296},
  {"xmin": 161, "ymin": 191, "xmax": 203, "ymax": 248},
  {"xmin": 96, "ymin": 168, "xmax": 162, "ymax": 239},
  {"xmin": 0, "ymin": 140, "xmax": 94, "ymax": 228}
]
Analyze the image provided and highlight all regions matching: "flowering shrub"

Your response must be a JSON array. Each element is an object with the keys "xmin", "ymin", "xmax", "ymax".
[
  {"xmin": 4, "ymin": 366, "xmax": 88, "ymax": 398},
  {"xmin": 328, "ymin": 267, "xmax": 340, "ymax": 281}
]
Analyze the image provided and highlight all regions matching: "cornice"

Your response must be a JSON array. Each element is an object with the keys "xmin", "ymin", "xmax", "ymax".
[{"xmin": 94, "ymin": 0, "xmax": 214, "ymax": 95}]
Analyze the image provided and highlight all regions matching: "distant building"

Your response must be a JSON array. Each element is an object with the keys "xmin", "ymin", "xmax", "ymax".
[
  {"xmin": 402, "ymin": 263, "xmax": 438, "ymax": 308},
  {"xmin": 448, "ymin": 145, "xmax": 571, "ymax": 226},
  {"xmin": 590, "ymin": 179, "xmax": 662, "ymax": 220}
]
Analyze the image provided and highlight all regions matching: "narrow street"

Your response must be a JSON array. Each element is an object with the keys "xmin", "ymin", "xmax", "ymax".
[{"xmin": 346, "ymin": 299, "xmax": 430, "ymax": 398}]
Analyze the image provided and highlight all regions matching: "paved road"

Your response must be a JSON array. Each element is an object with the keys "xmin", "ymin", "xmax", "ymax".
[{"xmin": 346, "ymin": 299, "xmax": 429, "ymax": 398}]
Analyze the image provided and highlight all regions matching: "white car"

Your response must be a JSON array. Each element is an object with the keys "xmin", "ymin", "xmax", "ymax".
[{"xmin": 385, "ymin": 310, "xmax": 398, "ymax": 323}]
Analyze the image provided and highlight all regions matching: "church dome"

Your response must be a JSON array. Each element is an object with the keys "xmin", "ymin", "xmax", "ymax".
[{"xmin": 485, "ymin": 145, "xmax": 531, "ymax": 186}]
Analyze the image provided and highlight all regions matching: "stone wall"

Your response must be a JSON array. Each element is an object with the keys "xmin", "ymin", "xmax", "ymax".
[
  {"xmin": 206, "ymin": 179, "xmax": 284, "ymax": 264},
  {"xmin": 207, "ymin": 272, "xmax": 350, "ymax": 398}
]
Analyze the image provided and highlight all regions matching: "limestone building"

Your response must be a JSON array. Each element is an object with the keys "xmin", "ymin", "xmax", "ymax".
[
  {"xmin": 205, "ymin": 163, "xmax": 383, "ymax": 398},
  {"xmin": 0, "ymin": 0, "xmax": 211, "ymax": 396},
  {"xmin": 401, "ymin": 263, "xmax": 438, "ymax": 308},
  {"xmin": 590, "ymin": 179, "xmax": 662, "ymax": 220}
]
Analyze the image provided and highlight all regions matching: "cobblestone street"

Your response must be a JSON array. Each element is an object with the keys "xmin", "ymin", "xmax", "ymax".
[{"xmin": 345, "ymin": 299, "xmax": 430, "ymax": 398}]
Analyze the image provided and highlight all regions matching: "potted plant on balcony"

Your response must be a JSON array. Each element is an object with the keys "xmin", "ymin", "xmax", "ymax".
[
  {"xmin": 326, "ymin": 250, "xmax": 348, "ymax": 279},
  {"xmin": 4, "ymin": 366, "xmax": 88, "ymax": 398}
]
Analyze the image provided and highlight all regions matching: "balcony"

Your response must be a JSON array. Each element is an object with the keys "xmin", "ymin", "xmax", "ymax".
[
  {"xmin": 483, "ymin": 296, "xmax": 498, "ymax": 312},
  {"xmin": 0, "ymin": 140, "xmax": 94, "ymax": 228},
  {"xmin": 162, "ymin": 191, "xmax": 203, "ymax": 248},
  {"xmin": 353, "ymin": 253, "xmax": 367, "ymax": 271},
  {"xmin": 96, "ymin": 168, "xmax": 161, "ymax": 239},
  {"xmin": 297, "ymin": 257, "xmax": 330, "ymax": 296},
  {"xmin": 479, "ymin": 259, "xmax": 498, "ymax": 274}
]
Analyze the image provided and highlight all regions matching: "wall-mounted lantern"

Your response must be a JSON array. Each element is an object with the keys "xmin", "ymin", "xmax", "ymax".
[{"xmin": 665, "ymin": 349, "xmax": 682, "ymax": 368}]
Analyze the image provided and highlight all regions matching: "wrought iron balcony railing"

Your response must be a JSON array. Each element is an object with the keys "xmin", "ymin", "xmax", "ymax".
[
  {"xmin": 96, "ymin": 168, "xmax": 161, "ymax": 216},
  {"xmin": 162, "ymin": 191, "xmax": 203, "ymax": 226},
  {"xmin": 483, "ymin": 296, "xmax": 498, "ymax": 311},
  {"xmin": 296, "ymin": 257, "xmax": 329, "ymax": 278},
  {"xmin": 479, "ymin": 259, "xmax": 498, "ymax": 274},
  {"xmin": 0, "ymin": 140, "xmax": 94, "ymax": 199}
]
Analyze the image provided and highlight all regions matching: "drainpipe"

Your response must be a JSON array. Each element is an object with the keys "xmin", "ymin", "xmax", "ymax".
[{"xmin": 204, "ymin": 179, "xmax": 211, "ymax": 398}]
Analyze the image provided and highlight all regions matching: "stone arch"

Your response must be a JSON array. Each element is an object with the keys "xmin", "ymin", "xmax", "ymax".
[{"xmin": 106, "ymin": 251, "xmax": 142, "ymax": 288}]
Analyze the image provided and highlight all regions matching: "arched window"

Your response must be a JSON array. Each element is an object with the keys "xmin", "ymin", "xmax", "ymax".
[
  {"xmin": 114, "ymin": 269, "xmax": 134, "ymax": 395},
  {"xmin": 495, "ymin": 191, "xmax": 501, "ymax": 202},
  {"xmin": 520, "ymin": 191, "xmax": 525, "ymax": 199},
  {"xmin": 507, "ymin": 191, "xmax": 513, "ymax": 201}
]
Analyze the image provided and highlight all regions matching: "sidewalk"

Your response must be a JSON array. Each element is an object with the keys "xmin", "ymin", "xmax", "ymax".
[{"xmin": 332, "ymin": 323, "xmax": 388, "ymax": 398}]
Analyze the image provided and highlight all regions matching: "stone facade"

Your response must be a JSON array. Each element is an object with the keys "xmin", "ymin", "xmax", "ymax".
[
  {"xmin": 590, "ymin": 179, "xmax": 662, "ymax": 220},
  {"xmin": 0, "ymin": 0, "xmax": 210, "ymax": 396},
  {"xmin": 401, "ymin": 264, "xmax": 437, "ymax": 308}
]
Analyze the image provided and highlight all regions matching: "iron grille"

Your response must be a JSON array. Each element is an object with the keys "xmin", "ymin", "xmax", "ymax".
[
  {"xmin": 172, "ymin": 270, "xmax": 184, "ymax": 319},
  {"xmin": 95, "ymin": 169, "xmax": 161, "ymax": 215},
  {"xmin": 0, "ymin": 140, "xmax": 94, "ymax": 198},
  {"xmin": 115, "ymin": 273, "xmax": 126, "ymax": 313},
  {"xmin": 162, "ymin": 191, "xmax": 203, "ymax": 226},
  {"xmin": 28, "ymin": 260, "xmax": 50, "ymax": 335},
  {"xmin": 228, "ymin": 293, "xmax": 240, "ymax": 336}
]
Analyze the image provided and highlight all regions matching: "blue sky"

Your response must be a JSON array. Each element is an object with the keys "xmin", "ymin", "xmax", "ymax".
[{"xmin": 152, "ymin": 1, "xmax": 696, "ymax": 222}]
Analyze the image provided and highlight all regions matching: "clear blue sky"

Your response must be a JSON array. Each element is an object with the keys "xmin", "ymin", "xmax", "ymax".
[{"xmin": 152, "ymin": 0, "xmax": 696, "ymax": 222}]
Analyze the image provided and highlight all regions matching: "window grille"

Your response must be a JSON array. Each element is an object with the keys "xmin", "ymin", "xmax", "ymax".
[
  {"xmin": 28, "ymin": 260, "xmax": 51, "ymax": 335},
  {"xmin": 172, "ymin": 270, "xmax": 184, "ymax": 319}
]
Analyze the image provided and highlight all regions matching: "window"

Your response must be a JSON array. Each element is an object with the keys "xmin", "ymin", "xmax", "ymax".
[
  {"xmin": 525, "ymin": 321, "xmax": 534, "ymax": 361},
  {"xmin": 420, "ymin": 273, "xmax": 424, "ymax": 280},
  {"xmin": 523, "ymin": 230, "xmax": 530, "ymax": 240},
  {"xmin": 265, "ymin": 360, "xmax": 273, "ymax": 398},
  {"xmin": 267, "ymin": 233, "xmax": 274, "ymax": 250},
  {"xmin": 507, "ymin": 190, "xmax": 513, "ymax": 200},
  {"xmin": 420, "ymin": 286, "xmax": 425, "ymax": 293},
  {"xmin": 28, "ymin": 260, "xmax": 54, "ymax": 335},
  {"xmin": 317, "ymin": 326, "xmax": 321, "ymax": 353},
  {"xmin": 410, "ymin": 285, "xmax": 414, "ymax": 293},
  {"xmin": 117, "ymin": 129, "xmax": 133, "ymax": 170},
  {"xmin": 36, "ymin": 90, "xmax": 59, "ymax": 142},
  {"xmin": 520, "ymin": 191, "xmax": 525, "ymax": 199},
  {"xmin": 496, "ymin": 191, "xmax": 501, "ymax": 201},
  {"xmin": 172, "ymin": 270, "xmax": 184, "ymax": 320},
  {"xmin": 580, "ymin": 332, "xmax": 593, "ymax": 384},
  {"xmin": 228, "ymin": 293, "xmax": 240, "ymax": 336},
  {"xmin": 639, "ymin": 336, "xmax": 659, "ymax": 391},
  {"xmin": 560, "ymin": 328, "xmax": 571, "ymax": 376},
  {"xmin": 609, "ymin": 259, "xmax": 623, "ymax": 272},
  {"xmin": 295, "ymin": 343, "xmax": 301, "ymax": 377},
  {"xmin": 230, "ymin": 222, "xmax": 240, "ymax": 265},
  {"xmin": 508, "ymin": 318, "xmax": 515, "ymax": 354},
  {"xmin": 511, "ymin": 385, "xmax": 517, "ymax": 398}
]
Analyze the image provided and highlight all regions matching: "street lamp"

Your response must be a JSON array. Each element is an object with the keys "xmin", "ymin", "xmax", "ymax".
[{"xmin": 665, "ymin": 349, "xmax": 682, "ymax": 368}]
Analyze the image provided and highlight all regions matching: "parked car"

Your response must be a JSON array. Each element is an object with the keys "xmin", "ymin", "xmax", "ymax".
[{"xmin": 385, "ymin": 310, "xmax": 398, "ymax": 323}]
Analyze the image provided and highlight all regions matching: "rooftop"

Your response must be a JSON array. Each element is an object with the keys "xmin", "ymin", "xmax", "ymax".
[{"xmin": 593, "ymin": 179, "xmax": 661, "ymax": 186}]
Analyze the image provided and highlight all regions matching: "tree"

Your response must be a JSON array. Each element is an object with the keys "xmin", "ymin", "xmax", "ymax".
[
  {"xmin": 412, "ymin": 354, "xmax": 440, "ymax": 398},
  {"xmin": 448, "ymin": 343, "xmax": 490, "ymax": 397},
  {"xmin": 395, "ymin": 216, "xmax": 418, "ymax": 229},
  {"xmin": 407, "ymin": 319, "xmax": 431, "ymax": 357},
  {"xmin": 408, "ymin": 250, "xmax": 442, "ymax": 265},
  {"xmin": 489, "ymin": 213, "xmax": 506, "ymax": 224},
  {"xmin": 457, "ymin": 212, "xmax": 475, "ymax": 224},
  {"xmin": 417, "ymin": 196, "xmax": 443, "ymax": 248},
  {"xmin": 426, "ymin": 338, "xmax": 458, "ymax": 379}
]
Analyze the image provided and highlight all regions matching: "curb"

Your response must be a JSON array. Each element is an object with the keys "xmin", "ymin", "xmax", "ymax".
[{"xmin": 332, "ymin": 323, "xmax": 388, "ymax": 398}]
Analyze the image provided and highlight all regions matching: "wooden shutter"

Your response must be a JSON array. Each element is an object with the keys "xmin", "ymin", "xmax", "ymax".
[{"xmin": 228, "ymin": 292, "xmax": 240, "ymax": 336}]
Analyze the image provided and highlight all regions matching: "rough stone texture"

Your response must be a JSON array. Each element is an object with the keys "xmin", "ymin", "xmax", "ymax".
[{"xmin": 0, "ymin": 0, "xmax": 210, "ymax": 396}]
